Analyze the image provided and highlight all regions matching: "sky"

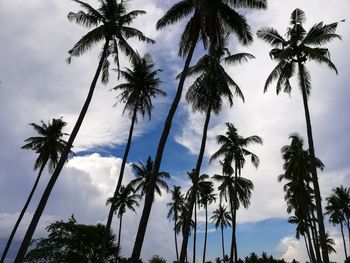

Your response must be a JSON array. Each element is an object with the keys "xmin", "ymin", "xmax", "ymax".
[{"xmin": 0, "ymin": 0, "xmax": 349, "ymax": 262}]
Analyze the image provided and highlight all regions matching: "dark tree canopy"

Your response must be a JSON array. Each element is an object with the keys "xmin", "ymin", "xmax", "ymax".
[{"xmin": 24, "ymin": 216, "xmax": 119, "ymax": 263}]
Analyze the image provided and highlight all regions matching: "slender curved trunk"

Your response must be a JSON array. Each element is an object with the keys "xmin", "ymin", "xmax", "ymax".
[
  {"xmin": 0, "ymin": 161, "xmax": 47, "ymax": 263},
  {"xmin": 14, "ymin": 39, "xmax": 110, "ymax": 263},
  {"xmin": 100, "ymin": 105, "xmax": 137, "ymax": 261},
  {"xmin": 309, "ymin": 211, "xmax": 322, "ymax": 262},
  {"xmin": 229, "ymin": 193, "xmax": 236, "ymax": 263},
  {"xmin": 193, "ymin": 200, "xmax": 197, "ymax": 263},
  {"xmin": 175, "ymin": 215, "xmax": 179, "ymax": 262},
  {"xmin": 303, "ymin": 234, "xmax": 312, "ymax": 263},
  {"xmin": 230, "ymin": 164, "xmax": 238, "ymax": 263},
  {"xmin": 118, "ymin": 213, "xmax": 123, "ymax": 247},
  {"xmin": 221, "ymin": 225, "xmax": 225, "ymax": 262},
  {"xmin": 180, "ymin": 104, "xmax": 212, "ymax": 263},
  {"xmin": 298, "ymin": 59, "xmax": 329, "ymax": 263},
  {"xmin": 203, "ymin": 205, "xmax": 208, "ymax": 263},
  {"xmin": 130, "ymin": 21, "xmax": 199, "ymax": 263},
  {"xmin": 305, "ymin": 221, "xmax": 317, "ymax": 263},
  {"xmin": 340, "ymin": 221, "xmax": 348, "ymax": 259},
  {"xmin": 346, "ymin": 218, "xmax": 350, "ymax": 252}
]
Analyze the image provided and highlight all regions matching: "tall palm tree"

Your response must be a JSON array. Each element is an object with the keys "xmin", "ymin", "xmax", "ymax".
[
  {"xmin": 104, "ymin": 52, "xmax": 165, "ymax": 241},
  {"xmin": 0, "ymin": 118, "xmax": 71, "ymax": 263},
  {"xmin": 210, "ymin": 204, "xmax": 232, "ymax": 262},
  {"xmin": 186, "ymin": 172, "xmax": 213, "ymax": 263},
  {"xmin": 211, "ymin": 123, "xmax": 262, "ymax": 262},
  {"xmin": 180, "ymin": 41, "xmax": 252, "ymax": 263},
  {"xmin": 167, "ymin": 185, "xmax": 186, "ymax": 262},
  {"xmin": 257, "ymin": 9, "xmax": 342, "ymax": 263},
  {"xmin": 199, "ymin": 183, "xmax": 216, "ymax": 263},
  {"xmin": 131, "ymin": 1, "xmax": 267, "ymax": 261},
  {"xmin": 279, "ymin": 134, "xmax": 325, "ymax": 263},
  {"xmin": 106, "ymin": 184, "xmax": 140, "ymax": 247},
  {"xmin": 213, "ymin": 160, "xmax": 254, "ymax": 263},
  {"xmin": 326, "ymin": 186, "xmax": 350, "ymax": 259},
  {"xmin": 15, "ymin": 1, "xmax": 154, "ymax": 261}
]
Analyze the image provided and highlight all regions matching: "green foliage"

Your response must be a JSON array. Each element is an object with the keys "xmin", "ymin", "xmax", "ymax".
[
  {"xmin": 149, "ymin": 255, "xmax": 166, "ymax": 263},
  {"xmin": 24, "ymin": 216, "xmax": 118, "ymax": 263}
]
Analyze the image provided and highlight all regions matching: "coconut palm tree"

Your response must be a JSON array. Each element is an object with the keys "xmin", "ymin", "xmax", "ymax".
[
  {"xmin": 325, "ymin": 186, "xmax": 350, "ymax": 258},
  {"xmin": 257, "ymin": 9, "xmax": 342, "ymax": 263},
  {"xmin": 279, "ymin": 134, "xmax": 325, "ymax": 262},
  {"xmin": 106, "ymin": 184, "xmax": 140, "ymax": 247},
  {"xmin": 167, "ymin": 185, "xmax": 186, "ymax": 262},
  {"xmin": 211, "ymin": 204, "xmax": 232, "ymax": 262},
  {"xmin": 213, "ymin": 160, "xmax": 254, "ymax": 263},
  {"xmin": 15, "ymin": 1, "xmax": 155, "ymax": 261},
  {"xmin": 199, "ymin": 183, "xmax": 216, "ymax": 263},
  {"xmin": 180, "ymin": 41, "xmax": 252, "ymax": 263},
  {"xmin": 0, "ymin": 118, "xmax": 72, "ymax": 263},
  {"xmin": 104, "ymin": 52, "xmax": 165, "ymax": 240},
  {"xmin": 131, "ymin": 1, "xmax": 267, "ymax": 261},
  {"xmin": 130, "ymin": 156, "xmax": 170, "ymax": 199},
  {"xmin": 186, "ymin": 172, "xmax": 213, "ymax": 263},
  {"xmin": 211, "ymin": 123, "xmax": 262, "ymax": 262}
]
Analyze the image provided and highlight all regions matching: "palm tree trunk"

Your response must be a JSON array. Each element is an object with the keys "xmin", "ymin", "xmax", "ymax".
[
  {"xmin": 346, "ymin": 219, "xmax": 350, "ymax": 253},
  {"xmin": 131, "ymin": 21, "xmax": 200, "ymax": 263},
  {"xmin": 175, "ymin": 216, "xmax": 179, "ymax": 262},
  {"xmin": 230, "ymin": 164, "xmax": 238, "ymax": 263},
  {"xmin": 221, "ymin": 225, "xmax": 225, "ymax": 262},
  {"xmin": 203, "ymin": 205, "xmax": 208, "ymax": 263},
  {"xmin": 230, "ymin": 195, "xmax": 236, "ymax": 263},
  {"xmin": 14, "ymin": 39, "xmax": 110, "ymax": 263},
  {"xmin": 305, "ymin": 222, "xmax": 317, "ymax": 263},
  {"xmin": 298, "ymin": 59, "xmax": 329, "ymax": 263},
  {"xmin": 340, "ymin": 221, "xmax": 348, "ymax": 259},
  {"xmin": 118, "ymin": 213, "xmax": 123, "ymax": 247},
  {"xmin": 180, "ymin": 104, "xmax": 212, "ymax": 263},
  {"xmin": 309, "ymin": 211, "xmax": 322, "ymax": 262},
  {"xmin": 303, "ymin": 234, "xmax": 313, "ymax": 263},
  {"xmin": 193, "ymin": 199, "xmax": 197, "ymax": 263},
  {"xmin": 0, "ymin": 161, "xmax": 47, "ymax": 263},
  {"xmin": 100, "ymin": 105, "xmax": 138, "ymax": 261}
]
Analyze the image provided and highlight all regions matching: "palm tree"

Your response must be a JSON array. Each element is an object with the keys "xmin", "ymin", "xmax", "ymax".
[
  {"xmin": 257, "ymin": 9, "xmax": 342, "ymax": 263},
  {"xmin": 213, "ymin": 160, "xmax": 254, "ymax": 263},
  {"xmin": 211, "ymin": 123, "xmax": 262, "ymax": 262},
  {"xmin": 1, "ymin": 118, "xmax": 72, "ymax": 263},
  {"xmin": 15, "ymin": 1, "xmax": 154, "ymax": 261},
  {"xmin": 186, "ymin": 172, "xmax": 213, "ymax": 263},
  {"xmin": 130, "ymin": 155, "xmax": 170, "ymax": 200},
  {"xmin": 167, "ymin": 185, "xmax": 186, "ymax": 262},
  {"xmin": 106, "ymin": 184, "xmax": 140, "ymax": 247},
  {"xmin": 325, "ymin": 186, "xmax": 350, "ymax": 259},
  {"xmin": 131, "ymin": 1, "xmax": 267, "ymax": 261},
  {"xmin": 211, "ymin": 204, "xmax": 232, "ymax": 262},
  {"xmin": 180, "ymin": 41, "xmax": 253, "ymax": 263},
  {"xmin": 279, "ymin": 134, "xmax": 325, "ymax": 263},
  {"xmin": 199, "ymin": 184, "xmax": 216, "ymax": 263},
  {"xmin": 104, "ymin": 52, "xmax": 165, "ymax": 241}
]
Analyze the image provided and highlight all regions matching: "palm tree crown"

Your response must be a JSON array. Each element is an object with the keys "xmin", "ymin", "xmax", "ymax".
[
  {"xmin": 130, "ymin": 156, "xmax": 170, "ymax": 198},
  {"xmin": 107, "ymin": 184, "xmax": 140, "ymax": 217},
  {"xmin": 22, "ymin": 118, "xmax": 72, "ymax": 171},
  {"xmin": 68, "ymin": 0, "xmax": 155, "ymax": 77},
  {"xmin": 157, "ymin": 0, "xmax": 267, "ymax": 57},
  {"xmin": 114, "ymin": 53, "xmax": 166, "ymax": 120},
  {"xmin": 257, "ymin": 8, "xmax": 341, "ymax": 95},
  {"xmin": 211, "ymin": 204, "xmax": 232, "ymax": 230},
  {"xmin": 211, "ymin": 122, "xmax": 263, "ymax": 169}
]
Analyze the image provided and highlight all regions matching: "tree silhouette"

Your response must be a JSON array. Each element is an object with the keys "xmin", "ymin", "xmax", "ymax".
[
  {"xmin": 257, "ymin": 9, "xmax": 342, "ymax": 263},
  {"xmin": 1, "ymin": 118, "xmax": 72, "ymax": 263},
  {"xmin": 15, "ymin": 1, "xmax": 154, "ymax": 260}
]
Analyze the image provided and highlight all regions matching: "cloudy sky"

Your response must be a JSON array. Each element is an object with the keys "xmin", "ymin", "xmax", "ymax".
[{"xmin": 0, "ymin": 0, "xmax": 349, "ymax": 262}]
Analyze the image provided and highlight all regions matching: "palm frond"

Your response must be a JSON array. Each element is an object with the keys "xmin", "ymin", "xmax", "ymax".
[{"xmin": 256, "ymin": 27, "xmax": 287, "ymax": 47}]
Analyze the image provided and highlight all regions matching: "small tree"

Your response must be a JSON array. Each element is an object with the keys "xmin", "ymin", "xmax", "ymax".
[{"xmin": 149, "ymin": 255, "xmax": 166, "ymax": 263}]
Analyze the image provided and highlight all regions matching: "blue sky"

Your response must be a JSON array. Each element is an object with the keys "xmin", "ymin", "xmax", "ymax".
[{"xmin": 0, "ymin": 0, "xmax": 350, "ymax": 262}]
